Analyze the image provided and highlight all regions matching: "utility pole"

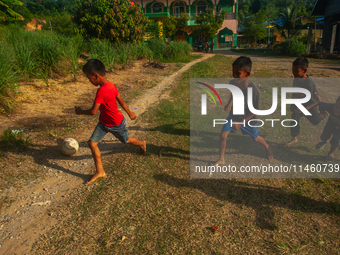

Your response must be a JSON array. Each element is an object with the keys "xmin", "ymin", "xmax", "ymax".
[{"xmin": 268, "ymin": 15, "xmax": 270, "ymax": 44}]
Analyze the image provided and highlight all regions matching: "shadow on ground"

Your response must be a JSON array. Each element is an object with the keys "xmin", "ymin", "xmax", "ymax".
[{"xmin": 154, "ymin": 173, "xmax": 339, "ymax": 230}]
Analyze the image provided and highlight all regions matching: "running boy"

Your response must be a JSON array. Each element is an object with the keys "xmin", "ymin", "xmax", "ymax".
[
  {"xmin": 75, "ymin": 59, "xmax": 146, "ymax": 184},
  {"xmin": 286, "ymin": 57, "xmax": 322, "ymax": 145},
  {"xmin": 213, "ymin": 56, "xmax": 274, "ymax": 166},
  {"xmin": 315, "ymin": 96, "xmax": 340, "ymax": 161}
]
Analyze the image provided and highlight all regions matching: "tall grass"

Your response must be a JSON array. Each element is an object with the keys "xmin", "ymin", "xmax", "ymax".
[
  {"xmin": 147, "ymin": 40, "xmax": 192, "ymax": 61},
  {"xmin": 89, "ymin": 39, "xmax": 116, "ymax": 71},
  {"xmin": 89, "ymin": 40, "xmax": 153, "ymax": 70},
  {"xmin": 0, "ymin": 43, "xmax": 18, "ymax": 112},
  {"xmin": 0, "ymin": 25, "xmax": 192, "ymax": 110},
  {"xmin": 62, "ymin": 35, "xmax": 84, "ymax": 81}
]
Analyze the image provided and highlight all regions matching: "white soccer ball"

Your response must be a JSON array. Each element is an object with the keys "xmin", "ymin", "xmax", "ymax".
[{"xmin": 60, "ymin": 138, "xmax": 79, "ymax": 156}]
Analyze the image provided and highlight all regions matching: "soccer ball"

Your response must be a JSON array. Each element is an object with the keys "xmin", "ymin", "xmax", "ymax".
[{"xmin": 60, "ymin": 138, "xmax": 79, "ymax": 156}]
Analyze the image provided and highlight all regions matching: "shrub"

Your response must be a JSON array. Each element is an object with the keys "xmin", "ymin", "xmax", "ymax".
[
  {"xmin": 44, "ymin": 12, "xmax": 78, "ymax": 37},
  {"xmin": 73, "ymin": 0, "xmax": 148, "ymax": 43},
  {"xmin": 297, "ymin": 34, "xmax": 308, "ymax": 45},
  {"xmin": 280, "ymin": 38, "xmax": 307, "ymax": 56}
]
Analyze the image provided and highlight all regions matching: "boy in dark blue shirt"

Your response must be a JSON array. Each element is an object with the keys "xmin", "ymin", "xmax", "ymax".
[
  {"xmin": 315, "ymin": 97, "xmax": 340, "ymax": 161},
  {"xmin": 286, "ymin": 57, "xmax": 322, "ymax": 145},
  {"xmin": 213, "ymin": 56, "xmax": 274, "ymax": 166}
]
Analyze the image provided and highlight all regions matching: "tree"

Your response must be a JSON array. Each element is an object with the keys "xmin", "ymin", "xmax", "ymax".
[
  {"xmin": 190, "ymin": 9, "xmax": 226, "ymax": 42},
  {"xmin": 163, "ymin": 13, "xmax": 189, "ymax": 39},
  {"xmin": 176, "ymin": 13, "xmax": 189, "ymax": 31},
  {"xmin": 73, "ymin": 0, "xmax": 148, "ymax": 43},
  {"xmin": 242, "ymin": 10, "xmax": 267, "ymax": 46},
  {"xmin": 163, "ymin": 16, "xmax": 177, "ymax": 38},
  {"xmin": 0, "ymin": 0, "xmax": 24, "ymax": 20}
]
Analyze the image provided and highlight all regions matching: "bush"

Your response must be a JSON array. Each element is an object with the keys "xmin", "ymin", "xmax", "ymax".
[
  {"xmin": 280, "ymin": 38, "xmax": 307, "ymax": 56},
  {"xmin": 43, "ymin": 12, "xmax": 78, "ymax": 37},
  {"xmin": 73, "ymin": 0, "xmax": 148, "ymax": 43},
  {"xmin": 297, "ymin": 34, "xmax": 308, "ymax": 45}
]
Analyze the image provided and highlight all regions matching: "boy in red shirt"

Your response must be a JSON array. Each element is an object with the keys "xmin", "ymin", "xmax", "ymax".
[{"xmin": 75, "ymin": 59, "xmax": 146, "ymax": 184}]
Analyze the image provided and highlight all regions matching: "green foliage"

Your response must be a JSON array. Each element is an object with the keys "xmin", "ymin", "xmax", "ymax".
[
  {"xmin": 176, "ymin": 13, "xmax": 189, "ymax": 31},
  {"xmin": 73, "ymin": 0, "xmax": 148, "ymax": 43},
  {"xmin": 0, "ymin": 41, "xmax": 18, "ymax": 111},
  {"xmin": 242, "ymin": 9, "xmax": 267, "ymax": 46},
  {"xmin": 146, "ymin": 20, "xmax": 163, "ymax": 40},
  {"xmin": 62, "ymin": 35, "xmax": 84, "ymax": 81},
  {"xmin": 25, "ymin": 0, "xmax": 75, "ymax": 16},
  {"xmin": 163, "ymin": 14, "xmax": 189, "ymax": 38},
  {"xmin": 163, "ymin": 16, "xmax": 177, "ymax": 38},
  {"xmin": 297, "ymin": 33, "xmax": 308, "ymax": 45},
  {"xmin": 34, "ymin": 33, "xmax": 62, "ymax": 78},
  {"xmin": 280, "ymin": 38, "xmax": 306, "ymax": 56},
  {"xmin": 2, "ymin": 26, "xmax": 84, "ymax": 82},
  {"xmin": 43, "ymin": 12, "xmax": 78, "ymax": 37},
  {"xmin": 191, "ymin": 9, "xmax": 226, "ymax": 42},
  {"xmin": 147, "ymin": 40, "xmax": 192, "ymax": 61},
  {"xmin": 0, "ymin": 0, "xmax": 24, "ymax": 21}
]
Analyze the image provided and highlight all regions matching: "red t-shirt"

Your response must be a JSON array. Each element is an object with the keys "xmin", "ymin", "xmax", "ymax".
[{"xmin": 95, "ymin": 82, "xmax": 124, "ymax": 127}]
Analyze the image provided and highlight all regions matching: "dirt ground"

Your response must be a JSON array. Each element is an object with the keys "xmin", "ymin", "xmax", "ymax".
[{"xmin": 0, "ymin": 51, "xmax": 339, "ymax": 254}]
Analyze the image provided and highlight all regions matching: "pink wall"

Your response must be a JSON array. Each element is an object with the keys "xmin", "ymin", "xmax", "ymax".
[{"xmin": 218, "ymin": 19, "xmax": 238, "ymax": 34}]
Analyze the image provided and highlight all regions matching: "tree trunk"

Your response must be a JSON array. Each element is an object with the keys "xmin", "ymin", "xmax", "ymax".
[
  {"xmin": 330, "ymin": 24, "xmax": 337, "ymax": 54},
  {"xmin": 307, "ymin": 26, "xmax": 313, "ymax": 54}
]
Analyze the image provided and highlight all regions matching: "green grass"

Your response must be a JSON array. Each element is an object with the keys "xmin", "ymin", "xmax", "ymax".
[
  {"xmin": 0, "ymin": 128, "xmax": 31, "ymax": 153},
  {"xmin": 161, "ymin": 54, "xmax": 201, "ymax": 63},
  {"xmin": 32, "ymin": 55, "xmax": 340, "ymax": 254}
]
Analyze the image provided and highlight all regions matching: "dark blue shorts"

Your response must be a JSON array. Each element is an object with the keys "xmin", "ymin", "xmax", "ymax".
[
  {"xmin": 221, "ymin": 115, "xmax": 259, "ymax": 139},
  {"xmin": 90, "ymin": 116, "xmax": 129, "ymax": 143}
]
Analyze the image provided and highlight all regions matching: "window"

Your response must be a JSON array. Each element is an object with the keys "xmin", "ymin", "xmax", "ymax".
[
  {"xmin": 197, "ymin": 0, "xmax": 207, "ymax": 13},
  {"xmin": 152, "ymin": 3, "xmax": 163, "ymax": 13},
  {"xmin": 216, "ymin": 5, "xmax": 222, "ymax": 14},
  {"xmin": 174, "ymin": 2, "xmax": 185, "ymax": 16}
]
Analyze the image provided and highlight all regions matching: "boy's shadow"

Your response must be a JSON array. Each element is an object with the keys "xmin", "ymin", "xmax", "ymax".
[
  {"xmin": 93, "ymin": 139, "xmax": 190, "ymax": 160},
  {"xmin": 154, "ymin": 173, "xmax": 339, "ymax": 230},
  {"xmin": 1, "ymin": 140, "xmax": 116, "ymax": 183},
  {"xmin": 129, "ymin": 122, "xmax": 189, "ymax": 136},
  {"xmin": 190, "ymin": 130, "xmax": 326, "ymax": 164}
]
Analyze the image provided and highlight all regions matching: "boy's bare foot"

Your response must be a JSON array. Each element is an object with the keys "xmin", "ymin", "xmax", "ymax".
[
  {"xmin": 86, "ymin": 172, "xmax": 106, "ymax": 184},
  {"xmin": 286, "ymin": 137, "xmax": 298, "ymax": 146},
  {"xmin": 212, "ymin": 159, "xmax": 225, "ymax": 167},
  {"xmin": 266, "ymin": 145, "xmax": 274, "ymax": 161},
  {"xmin": 140, "ymin": 141, "xmax": 146, "ymax": 155}
]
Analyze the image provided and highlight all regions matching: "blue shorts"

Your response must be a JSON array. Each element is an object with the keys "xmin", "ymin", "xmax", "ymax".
[
  {"xmin": 90, "ymin": 117, "xmax": 129, "ymax": 143},
  {"xmin": 221, "ymin": 115, "xmax": 259, "ymax": 139}
]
